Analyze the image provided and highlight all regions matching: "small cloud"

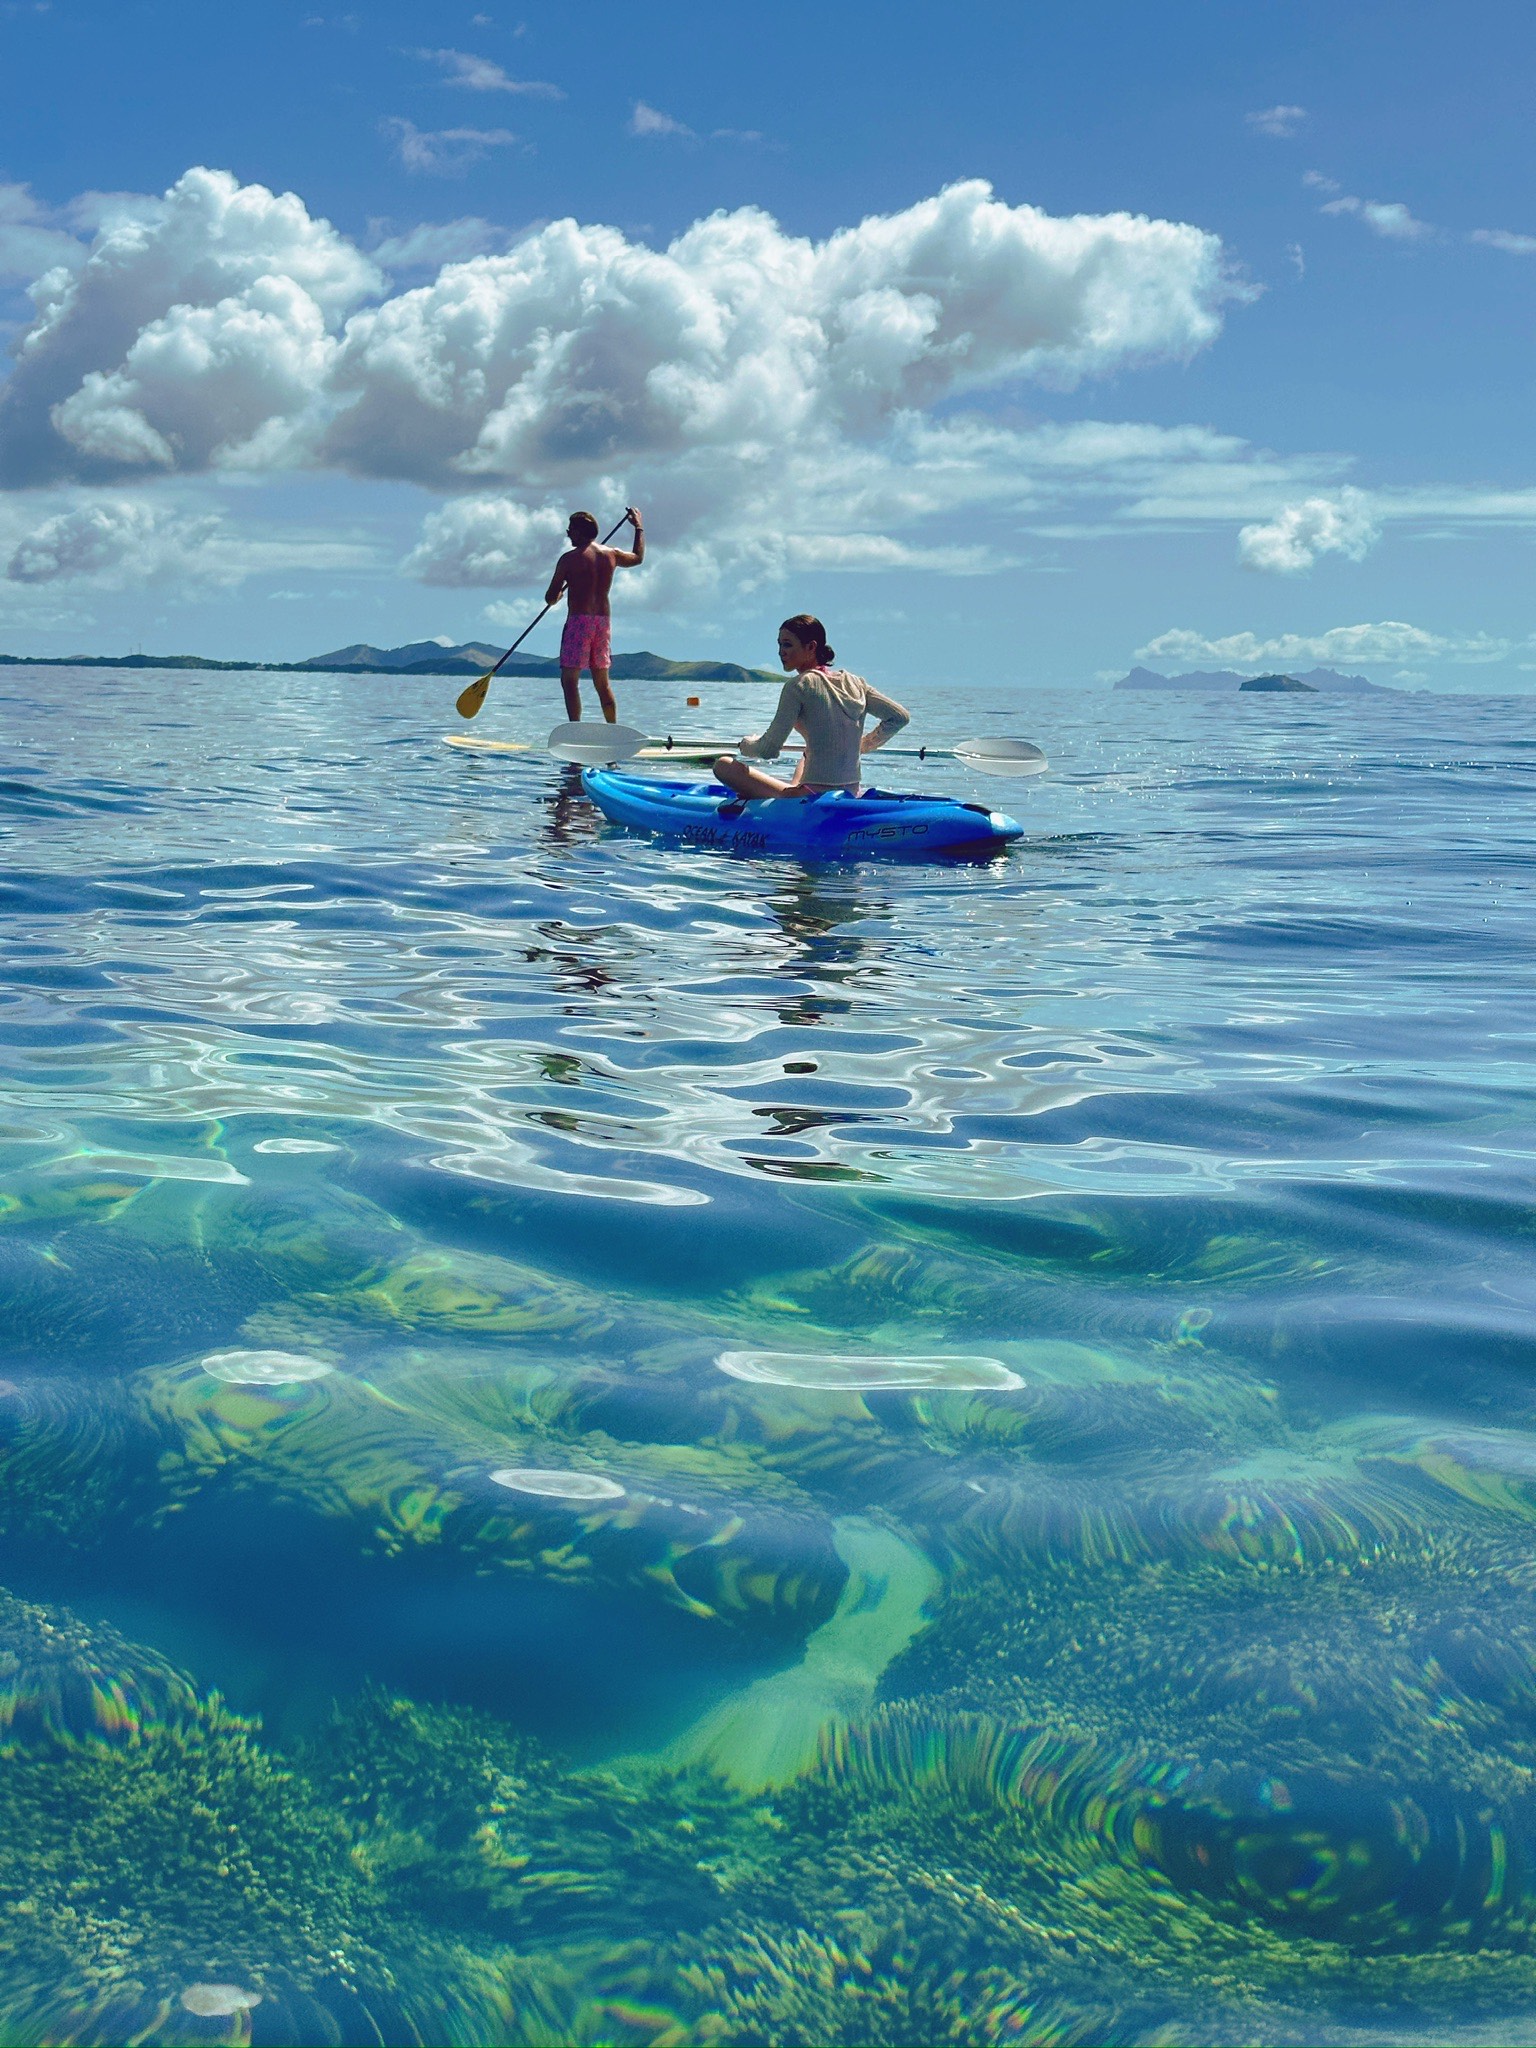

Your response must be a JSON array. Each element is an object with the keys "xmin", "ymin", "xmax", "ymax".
[
  {"xmin": 370, "ymin": 216, "xmax": 505, "ymax": 267},
  {"xmin": 630, "ymin": 100, "xmax": 694, "ymax": 139},
  {"xmin": 6, "ymin": 499, "xmax": 220, "ymax": 586},
  {"xmin": 1319, "ymin": 193, "xmax": 1433, "ymax": 241},
  {"xmin": 1302, "ymin": 170, "xmax": 1340, "ymax": 195},
  {"xmin": 1247, "ymin": 104, "xmax": 1307, "ymax": 138},
  {"xmin": 711, "ymin": 126, "xmax": 767, "ymax": 144},
  {"xmin": 1471, "ymin": 227, "xmax": 1536, "ymax": 255},
  {"xmin": 1136, "ymin": 621, "xmax": 1511, "ymax": 670},
  {"xmin": 1238, "ymin": 488, "xmax": 1378, "ymax": 574},
  {"xmin": 1287, "ymin": 241, "xmax": 1305, "ymax": 278},
  {"xmin": 408, "ymin": 46, "xmax": 561, "ymax": 95},
  {"xmin": 381, "ymin": 117, "xmax": 519, "ymax": 175}
]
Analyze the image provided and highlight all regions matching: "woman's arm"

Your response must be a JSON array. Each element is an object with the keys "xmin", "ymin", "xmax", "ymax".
[
  {"xmin": 859, "ymin": 684, "xmax": 911, "ymax": 753},
  {"xmin": 738, "ymin": 678, "xmax": 802, "ymax": 760}
]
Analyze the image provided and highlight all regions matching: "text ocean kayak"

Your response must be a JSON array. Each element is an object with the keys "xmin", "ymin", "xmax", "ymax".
[{"xmin": 581, "ymin": 769, "xmax": 1024, "ymax": 858}]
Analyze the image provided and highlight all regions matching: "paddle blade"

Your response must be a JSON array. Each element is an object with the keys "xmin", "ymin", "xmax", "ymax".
[
  {"xmin": 546, "ymin": 720, "xmax": 650, "ymax": 765},
  {"xmin": 456, "ymin": 673, "xmax": 492, "ymax": 720},
  {"xmin": 953, "ymin": 737, "xmax": 1048, "ymax": 776}
]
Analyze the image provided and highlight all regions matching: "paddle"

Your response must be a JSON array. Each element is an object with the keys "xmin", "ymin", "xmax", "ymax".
[
  {"xmin": 547, "ymin": 724, "xmax": 1048, "ymax": 776},
  {"xmin": 547, "ymin": 721, "xmax": 655, "ymax": 763},
  {"xmin": 454, "ymin": 513, "xmax": 632, "ymax": 721}
]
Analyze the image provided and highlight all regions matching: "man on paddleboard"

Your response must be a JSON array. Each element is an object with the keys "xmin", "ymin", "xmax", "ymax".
[{"xmin": 545, "ymin": 508, "xmax": 644, "ymax": 724}]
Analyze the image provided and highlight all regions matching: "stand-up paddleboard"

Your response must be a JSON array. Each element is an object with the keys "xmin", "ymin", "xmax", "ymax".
[
  {"xmin": 443, "ymin": 734, "xmax": 537, "ymax": 755},
  {"xmin": 581, "ymin": 768, "xmax": 1023, "ymax": 860},
  {"xmin": 444, "ymin": 733, "xmax": 722, "ymax": 762}
]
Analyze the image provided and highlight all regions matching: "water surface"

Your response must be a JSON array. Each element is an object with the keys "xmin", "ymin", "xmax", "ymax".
[{"xmin": 2, "ymin": 666, "xmax": 1534, "ymax": 2045}]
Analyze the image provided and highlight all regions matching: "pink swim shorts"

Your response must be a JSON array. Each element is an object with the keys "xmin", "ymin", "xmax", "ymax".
[{"xmin": 559, "ymin": 612, "xmax": 612, "ymax": 672}]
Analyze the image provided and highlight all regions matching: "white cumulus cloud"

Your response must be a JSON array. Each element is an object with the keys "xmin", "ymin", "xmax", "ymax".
[
  {"xmin": 325, "ymin": 179, "xmax": 1230, "ymax": 490},
  {"xmin": 51, "ymin": 271, "xmax": 341, "ymax": 471},
  {"xmin": 0, "ymin": 167, "xmax": 379, "ymax": 485},
  {"xmin": 0, "ymin": 167, "xmax": 1249, "ymax": 604},
  {"xmin": 1137, "ymin": 621, "xmax": 1512, "ymax": 670},
  {"xmin": 403, "ymin": 496, "xmax": 567, "ymax": 584},
  {"xmin": 0, "ymin": 169, "xmax": 1232, "ymax": 513},
  {"xmin": 5, "ymin": 499, "xmax": 219, "ymax": 584},
  {"xmin": 1238, "ymin": 488, "xmax": 1378, "ymax": 572}
]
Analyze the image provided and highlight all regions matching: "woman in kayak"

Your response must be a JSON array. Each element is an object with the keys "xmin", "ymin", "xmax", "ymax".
[{"xmin": 713, "ymin": 616, "xmax": 910, "ymax": 800}]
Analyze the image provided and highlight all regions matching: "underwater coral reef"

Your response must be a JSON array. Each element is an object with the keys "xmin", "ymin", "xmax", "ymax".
[{"xmin": 6, "ymin": 1158, "xmax": 1536, "ymax": 2046}]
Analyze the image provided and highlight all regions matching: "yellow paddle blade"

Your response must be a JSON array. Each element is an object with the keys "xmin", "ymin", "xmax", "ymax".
[{"xmin": 455, "ymin": 672, "xmax": 492, "ymax": 720}]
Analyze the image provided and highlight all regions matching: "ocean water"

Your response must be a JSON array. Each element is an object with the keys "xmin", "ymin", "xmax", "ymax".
[{"xmin": 2, "ymin": 663, "xmax": 1535, "ymax": 2046}]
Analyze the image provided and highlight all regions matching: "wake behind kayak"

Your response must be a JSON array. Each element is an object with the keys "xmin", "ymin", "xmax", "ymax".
[{"xmin": 581, "ymin": 768, "xmax": 1024, "ymax": 860}]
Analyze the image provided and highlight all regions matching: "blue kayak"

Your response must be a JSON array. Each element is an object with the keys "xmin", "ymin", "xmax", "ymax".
[{"xmin": 581, "ymin": 768, "xmax": 1024, "ymax": 859}]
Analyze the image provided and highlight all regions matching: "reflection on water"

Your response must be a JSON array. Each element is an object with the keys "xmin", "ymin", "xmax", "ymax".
[{"xmin": 2, "ymin": 667, "xmax": 1536, "ymax": 2042}]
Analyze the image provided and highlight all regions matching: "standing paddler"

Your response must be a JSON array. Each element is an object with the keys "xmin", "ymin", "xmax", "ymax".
[{"xmin": 544, "ymin": 507, "xmax": 645, "ymax": 725}]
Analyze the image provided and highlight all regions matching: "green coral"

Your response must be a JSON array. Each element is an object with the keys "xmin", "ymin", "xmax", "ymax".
[
  {"xmin": 304, "ymin": 1688, "xmax": 776, "ymax": 1949},
  {"xmin": 654, "ymin": 1700, "xmax": 1536, "ymax": 2046},
  {"xmin": 0, "ymin": 1595, "xmax": 518, "ymax": 2048}
]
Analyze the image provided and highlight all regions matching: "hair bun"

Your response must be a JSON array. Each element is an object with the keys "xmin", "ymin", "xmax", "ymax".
[{"xmin": 823, "ymin": 647, "xmax": 836, "ymax": 664}]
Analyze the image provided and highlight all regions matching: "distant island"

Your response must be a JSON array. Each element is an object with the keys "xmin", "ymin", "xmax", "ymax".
[
  {"xmin": 0, "ymin": 639, "xmax": 781, "ymax": 684},
  {"xmin": 1113, "ymin": 664, "xmax": 1394, "ymax": 694}
]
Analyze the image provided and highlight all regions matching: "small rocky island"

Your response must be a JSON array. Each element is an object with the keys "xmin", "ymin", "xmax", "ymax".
[{"xmin": 1113, "ymin": 664, "xmax": 1390, "ymax": 695}]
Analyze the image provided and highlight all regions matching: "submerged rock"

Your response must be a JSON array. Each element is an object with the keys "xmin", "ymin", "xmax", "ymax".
[
  {"xmin": 179, "ymin": 1982, "xmax": 262, "ymax": 2017},
  {"xmin": 715, "ymin": 1349, "xmax": 1023, "ymax": 1392}
]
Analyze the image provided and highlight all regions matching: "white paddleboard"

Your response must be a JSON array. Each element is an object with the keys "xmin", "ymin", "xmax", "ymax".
[
  {"xmin": 445, "ymin": 732, "xmax": 722, "ymax": 763},
  {"xmin": 442, "ymin": 734, "xmax": 535, "ymax": 755}
]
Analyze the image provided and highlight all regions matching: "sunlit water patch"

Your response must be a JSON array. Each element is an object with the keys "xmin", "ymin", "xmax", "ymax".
[{"xmin": 2, "ymin": 667, "xmax": 1535, "ymax": 2043}]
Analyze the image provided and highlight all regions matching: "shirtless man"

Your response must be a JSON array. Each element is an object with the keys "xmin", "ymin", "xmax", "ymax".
[{"xmin": 545, "ymin": 507, "xmax": 644, "ymax": 723}]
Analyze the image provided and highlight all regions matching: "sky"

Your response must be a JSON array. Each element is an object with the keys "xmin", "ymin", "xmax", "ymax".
[{"xmin": 0, "ymin": 0, "xmax": 1532, "ymax": 688}]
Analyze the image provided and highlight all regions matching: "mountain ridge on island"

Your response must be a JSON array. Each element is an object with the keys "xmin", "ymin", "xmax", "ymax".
[
  {"xmin": 299, "ymin": 640, "xmax": 782, "ymax": 682},
  {"xmin": 0, "ymin": 639, "xmax": 781, "ymax": 683},
  {"xmin": 1113, "ymin": 664, "xmax": 1394, "ymax": 694}
]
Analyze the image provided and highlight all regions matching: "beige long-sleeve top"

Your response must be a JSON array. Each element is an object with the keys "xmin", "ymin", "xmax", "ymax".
[{"xmin": 738, "ymin": 668, "xmax": 910, "ymax": 789}]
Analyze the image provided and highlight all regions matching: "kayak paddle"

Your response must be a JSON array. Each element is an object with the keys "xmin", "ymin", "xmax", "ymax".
[
  {"xmin": 547, "ymin": 724, "xmax": 1048, "ymax": 775},
  {"xmin": 547, "ymin": 721, "xmax": 655, "ymax": 763},
  {"xmin": 455, "ymin": 512, "xmax": 631, "ymax": 721}
]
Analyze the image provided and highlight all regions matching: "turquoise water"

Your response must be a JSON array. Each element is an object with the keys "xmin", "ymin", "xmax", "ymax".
[{"xmin": 3, "ymin": 664, "xmax": 1536, "ymax": 2046}]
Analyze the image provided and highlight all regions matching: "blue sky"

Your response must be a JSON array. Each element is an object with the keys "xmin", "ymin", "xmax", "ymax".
[{"xmin": 0, "ymin": 0, "xmax": 1532, "ymax": 687}]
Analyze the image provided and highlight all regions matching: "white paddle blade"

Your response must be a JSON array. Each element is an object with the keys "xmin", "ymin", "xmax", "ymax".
[
  {"xmin": 546, "ymin": 721, "xmax": 649, "ymax": 765},
  {"xmin": 953, "ymin": 737, "xmax": 1048, "ymax": 777}
]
